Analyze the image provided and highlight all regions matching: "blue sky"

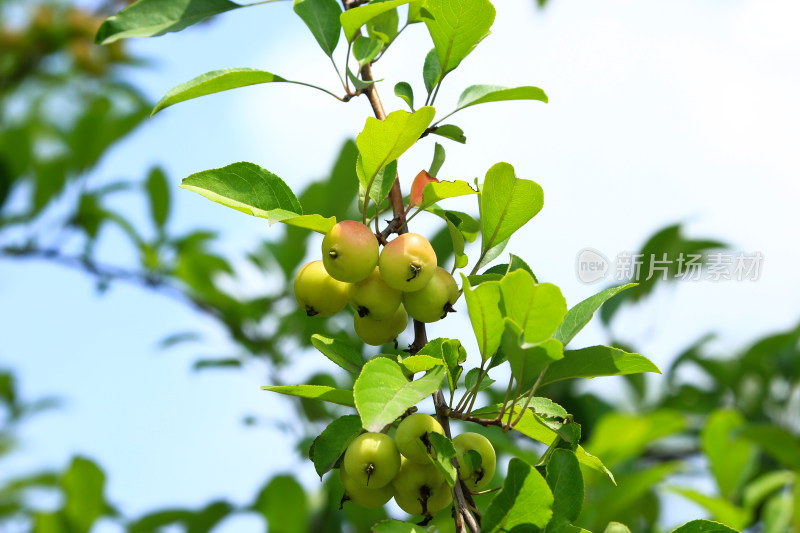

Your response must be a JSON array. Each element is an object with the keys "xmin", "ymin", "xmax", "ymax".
[{"xmin": 2, "ymin": 0, "xmax": 799, "ymax": 530}]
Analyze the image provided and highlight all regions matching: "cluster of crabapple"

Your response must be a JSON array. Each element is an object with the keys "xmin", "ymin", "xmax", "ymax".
[
  {"xmin": 294, "ymin": 220, "xmax": 459, "ymax": 345},
  {"xmin": 339, "ymin": 413, "xmax": 497, "ymax": 515}
]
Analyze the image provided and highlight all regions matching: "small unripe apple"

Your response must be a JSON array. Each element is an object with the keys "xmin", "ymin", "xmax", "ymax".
[
  {"xmin": 453, "ymin": 432, "xmax": 496, "ymax": 491},
  {"xmin": 395, "ymin": 414, "xmax": 445, "ymax": 464},
  {"xmin": 348, "ymin": 266, "xmax": 402, "ymax": 320},
  {"xmin": 353, "ymin": 305, "xmax": 408, "ymax": 346},
  {"xmin": 392, "ymin": 458, "xmax": 452, "ymax": 515},
  {"xmin": 402, "ymin": 267, "xmax": 459, "ymax": 323},
  {"xmin": 343, "ymin": 432, "xmax": 401, "ymax": 489},
  {"xmin": 339, "ymin": 468, "xmax": 393, "ymax": 508},
  {"xmin": 294, "ymin": 260, "xmax": 349, "ymax": 317},
  {"xmin": 378, "ymin": 233, "xmax": 437, "ymax": 292},
  {"xmin": 322, "ymin": 220, "xmax": 379, "ymax": 283}
]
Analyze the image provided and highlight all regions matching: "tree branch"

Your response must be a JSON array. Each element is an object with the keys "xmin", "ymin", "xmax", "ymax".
[{"xmin": 347, "ymin": 20, "xmax": 480, "ymax": 529}]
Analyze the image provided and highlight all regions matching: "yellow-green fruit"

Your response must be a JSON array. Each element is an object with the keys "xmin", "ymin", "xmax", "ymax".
[
  {"xmin": 348, "ymin": 267, "xmax": 402, "ymax": 320},
  {"xmin": 339, "ymin": 468, "xmax": 393, "ymax": 508},
  {"xmin": 402, "ymin": 267, "xmax": 459, "ymax": 323},
  {"xmin": 453, "ymin": 432, "xmax": 496, "ymax": 491},
  {"xmin": 392, "ymin": 458, "xmax": 452, "ymax": 515},
  {"xmin": 353, "ymin": 305, "xmax": 408, "ymax": 346},
  {"xmin": 395, "ymin": 414, "xmax": 445, "ymax": 464},
  {"xmin": 378, "ymin": 233, "xmax": 437, "ymax": 292},
  {"xmin": 294, "ymin": 260, "xmax": 349, "ymax": 317},
  {"xmin": 322, "ymin": 220, "xmax": 379, "ymax": 282},
  {"xmin": 343, "ymin": 432, "xmax": 401, "ymax": 489}
]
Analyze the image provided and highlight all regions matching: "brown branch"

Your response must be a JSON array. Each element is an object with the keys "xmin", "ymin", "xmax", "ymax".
[{"xmin": 345, "ymin": 17, "xmax": 479, "ymax": 529}]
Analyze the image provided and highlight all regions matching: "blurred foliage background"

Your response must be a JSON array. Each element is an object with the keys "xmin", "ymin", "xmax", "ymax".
[{"xmin": 1, "ymin": 1, "xmax": 799, "ymax": 532}]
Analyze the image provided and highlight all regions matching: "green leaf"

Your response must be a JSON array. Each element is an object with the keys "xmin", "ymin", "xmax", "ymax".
[
  {"xmin": 192, "ymin": 358, "xmax": 241, "ymax": 371},
  {"xmin": 540, "ymin": 345, "xmax": 661, "ymax": 386},
  {"xmin": 422, "ymin": 0, "xmax": 495, "ymax": 76},
  {"xmin": 145, "ymin": 167, "xmax": 170, "ymax": 229},
  {"xmin": 427, "ymin": 433, "xmax": 457, "ymax": 486},
  {"xmin": 261, "ymin": 385, "xmax": 355, "ymax": 407},
  {"xmin": 340, "ymin": 0, "xmax": 410, "ymax": 42},
  {"xmin": 416, "ymin": 338, "xmax": 466, "ymax": 395},
  {"xmin": 554, "ymin": 284, "xmax": 637, "ymax": 346},
  {"xmin": 739, "ymin": 423, "xmax": 800, "ymax": 471},
  {"xmin": 354, "ymin": 36, "xmax": 383, "ymax": 67},
  {"xmin": 499, "ymin": 271, "xmax": 566, "ymax": 343},
  {"xmin": 394, "ymin": 82, "xmax": 414, "ymax": 111},
  {"xmin": 464, "ymin": 368, "xmax": 494, "ymax": 392},
  {"xmin": 311, "ymin": 335, "xmax": 364, "ymax": 374},
  {"xmin": 742, "ymin": 471, "xmax": 795, "ymax": 510},
  {"xmin": 61, "ymin": 457, "xmax": 107, "ymax": 533},
  {"xmin": 353, "ymin": 358, "xmax": 445, "ymax": 432},
  {"xmin": 667, "ymin": 488, "xmax": 750, "ymax": 531},
  {"xmin": 294, "ymin": 0, "xmax": 342, "ymax": 57},
  {"xmin": 371, "ymin": 520, "xmax": 428, "ymax": 533},
  {"xmin": 444, "ymin": 215, "xmax": 468, "ymax": 269},
  {"xmin": 669, "ymin": 520, "xmax": 740, "ymax": 533},
  {"xmin": 461, "ymin": 276, "xmax": 503, "ymax": 362},
  {"xmin": 366, "ymin": 7, "xmax": 399, "ymax": 43},
  {"xmin": 546, "ymin": 449, "xmax": 584, "ymax": 532},
  {"xmin": 356, "ymin": 156, "xmax": 397, "ymax": 206},
  {"xmin": 95, "ymin": 0, "xmax": 242, "ymax": 45},
  {"xmin": 346, "ymin": 65, "xmax": 378, "ymax": 92},
  {"xmin": 252, "ymin": 476, "xmax": 307, "ymax": 533},
  {"xmin": 586, "ymin": 410, "xmax": 686, "ymax": 468},
  {"xmin": 483, "ymin": 458, "xmax": 553, "ymax": 532},
  {"xmin": 763, "ymin": 493, "xmax": 793, "ymax": 533},
  {"xmin": 400, "ymin": 355, "xmax": 444, "ymax": 374},
  {"xmin": 453, "ymin": 85, "xmax": 547, "ymax": 115},
  {"xmin": 309, "ymin": 415, "xmax": 363, "ymax": 478},
  {"xmin": 429, "ymin": 142, "xmax": 445, "ymax": 177},
  {"xmin": 152, "ymin": 68, "xmax": 338, "ymax": 116},
  {"xmin": 480, "ymin": 162, "xmax": 544, "ymax": 253},
  {"xmin": 502, "ymin": 321, "xmax": 563, "ymax": 390},
  {"xmin": 702, "ymin": 410, "xmax": 758, "ymax": 499},
  {"xmin": 423, "ymin": 48, "xmax": 441, "ymax": 95},
  {"xmin": 416, "ymin": 180, "xmax": 477, "ymax": 212},
  {"xmin": 356, "ymin": 107, "xmax": 435, "ymax": 197},
  {"xmin": 181, "ymin": 162, "xmax": 335, "ymax": 233},
  {"xmin": 432, "ymin": 124, "xmax": 466, "ymax": 143}
]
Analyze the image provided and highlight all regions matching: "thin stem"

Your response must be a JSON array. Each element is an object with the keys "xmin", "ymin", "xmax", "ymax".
[
  {"xmin": 511, "ymin": 370, "xmax": 544, "ymax": 428},
  {"xmin": 373, "ymin": 23, "xmax": 409, "ymax": 64},
  {"xmin": 497, "ymin": 373, "xmax": 515, "ymax": 423}
]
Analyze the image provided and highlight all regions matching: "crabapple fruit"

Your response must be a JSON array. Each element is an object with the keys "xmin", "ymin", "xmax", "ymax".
[
  {"xmin": 293, "ymin": 260, "xmax": 349, "ymax": 317},
  {"xmin": 402, "ymin": 267, "xmax": 459, "ymax": 323},
  {"xmin": 453, "ymin": 432, "xmax": 496, "ymax": 491},
  {"xmin": 353, "ymin": 304, "xmax": 408, "ymax": 346},
  {"xmin": 378, "ymin": 233, "xmax": 437, "ymax": 292},
  {"xmin": 348, "ymin": 266, "xmax": 402, "ymax": 320},
  {"xmin": 343, "ymin": 432, "xmax": 401, "ymax": 489},
  {"xmin": 321, "ymin": 220, "xmax": 379, "ymax": 283},
  {"xmin": 395, "ymin": 413, "xmax": 445, "ymax": 464}
]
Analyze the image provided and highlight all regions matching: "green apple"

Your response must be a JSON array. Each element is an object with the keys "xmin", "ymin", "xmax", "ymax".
[
  {"xmin": 395, "ymin": 413, "xmax": 445, "ymax": 464},
  {"xmin": 339, "ymin": 468, "xmax": 393, "ymax": 509},
  {"xmin": 353, "ymin": 304, "xmax": 408, "ymax": 346},
  {"xmin": 392, "ymin": 458, "xmax": 452, "ymax": 515},
  {"xmin": 322, "ymin": 220, "xmax": 379, "ymax": 283},
  {"xmin": 294, "ymin": 260, "xmax": 349, "ymax": 317},
  {"xmin": 348, "ymin": 266, "xmax": 402, "ymax": 320},
  {"xmin": 378, "ymin": 233, "xmax": 437, "ymax": 292},
  {"xmin": 453, "ymin": 432, "xmax": 496, "ymax": 491},
  {"xmin": 402, "ymin": 267, "xmax": 459, "ymax": 323},
  {"xmin": 343, "ymin": 432, "xmax": 401, "ymax": 489}
]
